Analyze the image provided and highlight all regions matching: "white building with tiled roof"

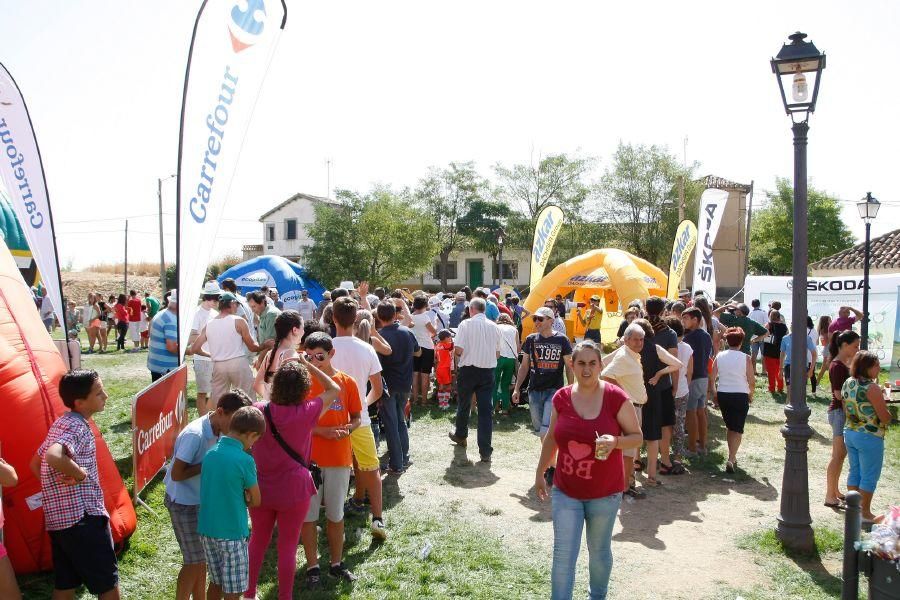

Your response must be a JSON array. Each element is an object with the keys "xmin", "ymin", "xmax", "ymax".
[{"xmin": 809, "ymin": 228, "xmax": 900, "ymax": 277}]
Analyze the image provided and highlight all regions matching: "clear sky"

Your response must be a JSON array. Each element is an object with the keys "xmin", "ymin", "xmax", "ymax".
[{"xmin": 2, "ymin": 0, "xmax": 899, "ymax": 269}]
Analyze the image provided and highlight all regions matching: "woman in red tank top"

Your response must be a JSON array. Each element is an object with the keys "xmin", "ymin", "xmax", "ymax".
[{"xmin": 534, "ymin": 340, "xmax": 643, "ymax": 600}]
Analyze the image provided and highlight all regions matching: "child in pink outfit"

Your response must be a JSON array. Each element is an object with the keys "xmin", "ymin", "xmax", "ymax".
[{"xmin": 244, "ymin": 359, "xmax": 339, "ymax": 600}]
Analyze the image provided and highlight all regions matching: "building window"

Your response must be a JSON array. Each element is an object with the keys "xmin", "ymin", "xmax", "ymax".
[
  {"xmin": 499, "ymin": 260, "xmax": 518, "ymax": 281},
  {"xmin": 285, "ymin": 219, "xmax": 297, "ymax": 240},
  {"xmin": 266, "ymin": 224, "xmax": 275, "ymax": 242},
  {"xmin": 433, "ymin": 261, "xmax": 458, "ymax": 280}
]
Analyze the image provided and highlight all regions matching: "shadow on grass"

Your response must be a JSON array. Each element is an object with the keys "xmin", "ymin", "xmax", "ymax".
[{"xmin": 442, "ymin": 445, "xmax": 499, "ymax": 489}]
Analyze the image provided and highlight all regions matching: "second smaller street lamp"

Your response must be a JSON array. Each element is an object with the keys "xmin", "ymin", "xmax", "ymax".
[
  {"xmin": 857, "ymin": 192, "xmax": 881, "ymax": 221},
  {"xmin": 771, "ymin": 32, "xmax": 826, "ymax": 122}
]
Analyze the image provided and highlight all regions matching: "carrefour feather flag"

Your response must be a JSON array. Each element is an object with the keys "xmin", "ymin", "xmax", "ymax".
[
  {"xmin": 177, "ymin": 0, "xmax": 287, "ymax": 360},
  {"xmin": 529, "ymin": 205, "xmax": 564, "ymax": 291},
  {"xmin": 0, "ymin": 63, "xmax": 65, "ymax": 332}
]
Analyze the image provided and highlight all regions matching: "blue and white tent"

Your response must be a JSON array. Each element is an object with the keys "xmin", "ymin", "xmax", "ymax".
[{"xmin": 217, "ymin": 255, "xmax": 326, "ymax": 308}]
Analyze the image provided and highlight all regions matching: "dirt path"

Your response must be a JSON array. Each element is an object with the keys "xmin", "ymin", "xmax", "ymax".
[{"xmin": 387, "ymin": 390, "xmax": 896, "ymax": 599}]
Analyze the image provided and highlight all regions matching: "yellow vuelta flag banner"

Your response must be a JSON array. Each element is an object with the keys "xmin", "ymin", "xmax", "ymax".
[
  {"xmin": 666, "ymin": 219, "xmax": 698, "ymax": 299},
  {"xmin": 529, "ymin": 205, "xmax": 564, "ymax": 291}
]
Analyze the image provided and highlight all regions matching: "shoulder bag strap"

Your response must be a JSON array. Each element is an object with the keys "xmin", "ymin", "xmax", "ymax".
[{"xmin": 263, "ymin": 404, "xmax": 310, "ymax": 469}]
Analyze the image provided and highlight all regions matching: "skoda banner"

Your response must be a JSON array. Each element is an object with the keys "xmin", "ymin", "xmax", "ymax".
[
  {"xmin": 529, "ymin": 205, "xmax": 564, "ymax": 292},
  {"xmin": 0, "ymin": 62, "xmax": 65, "ymax": 331},
  {"xmin": 745, "ymin": 274, "xmax": 900, "ymax": 368},
  {"xmin": 691, "ymin": 188, "xmax": 728, "ymax": 300},
  {"xmin": 177, "ymin": 0, "xmax": 287, "ymax": 360},
  {"xmin": 132, "ymin": 365, "xmax": 188, "ymax": 498},
  {"xmin": 666, "ymin": 219, "xmax": 698, "ymax": 299}
]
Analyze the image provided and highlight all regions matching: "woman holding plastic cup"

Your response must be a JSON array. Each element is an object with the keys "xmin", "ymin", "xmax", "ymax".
[{"xmin": 534, "ymin": 340, "xmax": 643, "ymax": 600}]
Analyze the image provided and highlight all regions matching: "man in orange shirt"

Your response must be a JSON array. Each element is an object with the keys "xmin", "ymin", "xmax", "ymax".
[{"xmin": 299, "ymin": 332, "xmax": 362, "ymax": 589}]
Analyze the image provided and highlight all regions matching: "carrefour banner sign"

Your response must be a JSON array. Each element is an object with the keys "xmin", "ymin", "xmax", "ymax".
[
  {"xmin": 529, "ymin": 205, "xmax": 564, "ymax": 291},
  {"xmin": 177, "ymin": 0, "xmax": 287, "ymax": 361},
  {"xmin": 745, "ymin": 274, "xmax": 900, "ymax": 367},
  {"xmin": 0, "ymin": 63, "xmax": 65, "ymax": 330},
  {"xmin": 666, "ymin": 220, "xmax": 698, "ymax": 299}
]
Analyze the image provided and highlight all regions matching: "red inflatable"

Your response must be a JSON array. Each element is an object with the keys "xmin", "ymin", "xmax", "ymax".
[{"xmin": 0, "ymin": 240, "xmax": 136, "ymax": 574}]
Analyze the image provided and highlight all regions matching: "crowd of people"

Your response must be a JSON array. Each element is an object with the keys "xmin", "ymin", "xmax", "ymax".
[{"xmin": 8, "ymin": 280, "xmax": 894, "ymax": 600}]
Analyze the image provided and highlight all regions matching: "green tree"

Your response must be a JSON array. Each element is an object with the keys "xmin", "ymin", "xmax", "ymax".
[
  {"xmin": 748, "ymin": 178, "xmax": 854, "ymax": 275},
  {"xmin": 457, "ymin": 199, "xmax": 513, "ymax": 285},
  {"xmin": 414, "ymin": 162, "xmax": 484, "ymax": 289},
  {"xmin": 305, "ymin": 187, "xmax": 440, "ymax": 288},
  {"xmin": 493, "ymin": 153, "xmax": 595, "ymax": 219},
  {"xmin": 599, "ymin": 143, "xmax": 701, "ymax": 268}
]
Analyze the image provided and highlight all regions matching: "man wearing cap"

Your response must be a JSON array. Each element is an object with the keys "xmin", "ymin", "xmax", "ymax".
[
  {"xmin": 512, "ymin": 307, "xmax": 573, "ymax": 436},
  {"xmin": 247, "ymin": 290, "xmax": 281, "ymax": 369},
  {"xmin": 428, "ymin": 295, "xmax": 450, "ymax": 331},
  {"xmin": 449, "ymin": 292, "xmax": 468, "ymax": 328},
  {"xmin": 186, "ymin": 281, "xmax": 220, "ymax": 414},
  {"xmin": 190, "ymin": 292, "xmax": 261, "ymax": 402},
  {"xmin": 147, "ymin": 289, "xmax": 179, "ymax": 382},
  {"xmin": 576, "ymin": 295, "xmax": 604, "ymax": 344},
  {"xmin": 678, "ymin": 289, "xmax": 692, "ymax": 306},
  {"xmin": 297, "ymin": 289, "xmax": 317, "ymax": 322}
]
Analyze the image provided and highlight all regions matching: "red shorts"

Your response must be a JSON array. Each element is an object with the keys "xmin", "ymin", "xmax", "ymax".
[
  {"xmin": 141, "ymin": 330, "xmax": 149, "ymax": 340},
  {"xmin": 436, "ymin": 365, "xmax": 452, "ymax": 386}
]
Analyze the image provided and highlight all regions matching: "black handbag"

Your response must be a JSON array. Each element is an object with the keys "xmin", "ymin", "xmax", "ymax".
[{"xmin": 263, "ymin": 404, "xmax": 323, "ymax": 491}]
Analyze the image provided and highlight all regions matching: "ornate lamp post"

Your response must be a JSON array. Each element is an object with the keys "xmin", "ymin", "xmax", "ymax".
[
  {"xmin": 857, "ymin": 193, "xmax": 880, "ymax": 350},
  {"xmin": 771, "ymin": 31, "xmax": 826, "ymax": 552},
  {"xmin": 497, "ymin": 229, "xmax": 506, "ymax": 287}
]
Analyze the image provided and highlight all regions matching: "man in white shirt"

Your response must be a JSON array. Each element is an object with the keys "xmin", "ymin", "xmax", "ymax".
[
  {"xmin": 748, "ymin": 298, "xmax": 768, "ymax": 374},
  {"xmin": 448, "ymin": 298, "xmax": 501, "ymax": 462},
  {"xmin": 297, "ymin": 289, "xmax": 318, "ymax": 322},
  {"xmin": 330, "ymin": 296, "xmax": 387, "ymax": 541},
  {"xmin": 190, "ymin": 293, "xmax": 260, "ymax": 402},
  {"xmin": 186, "ymin": 281, "xmax": 220, "ymax": 414}
]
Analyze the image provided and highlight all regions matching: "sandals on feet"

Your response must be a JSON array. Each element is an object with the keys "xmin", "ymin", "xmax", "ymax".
[
  {"xmin": 644, "ymin": 477, "xmax": 663, "ymax": 487},
  {"xmin": 625, "ymin": 484, "xmax": 646, "ymax": 499},
  {"xmin": 659, "ymin": 461, "xmax": 687, "ymax": 475}
]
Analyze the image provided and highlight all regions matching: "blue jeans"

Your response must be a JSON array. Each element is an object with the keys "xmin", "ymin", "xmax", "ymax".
[
  {"xmin": 551, "ymin": 487, "xmax": 621, "ymax": 600},
  {"xmin": 454, "ymin": 366, "xmax": 495, "ymax": 458},
  {"xmin": 529, "ymin": 388, "xmax": 557, "ymax": 435},
  {"xmin": 379, "ymin": 391, "xmax": 410, "ymax": 471},
  {"xmin": 844, "ymin": 428, "xmax": 884, "ymax": 493}
]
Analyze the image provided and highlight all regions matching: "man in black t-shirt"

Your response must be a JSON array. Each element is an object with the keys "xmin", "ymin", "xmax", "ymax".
[
  {"xmin": 681, "ymin": 307, "xmax": 713, "ymax": 455},
  {"xmin": 512, "ymin": 307, "xmax": 573, "ymax": 437}
]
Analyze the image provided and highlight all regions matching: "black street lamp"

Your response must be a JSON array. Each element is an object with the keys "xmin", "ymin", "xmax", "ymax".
[
  {"xmin": 771, "ymin": 31, "xmax": 826, "ymax": 553},
  {"xmin": 497, "ymin": 229, "xmax": 506, "ymax": 287},
  {"xmin": 857, "ymin": 192, "xmax": 881, "ymax": 350}
]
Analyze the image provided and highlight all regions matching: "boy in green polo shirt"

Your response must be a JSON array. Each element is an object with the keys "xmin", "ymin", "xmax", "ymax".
[{"xmin": 198, "ymin": 406, "xmax": 265, "ymax": 599}]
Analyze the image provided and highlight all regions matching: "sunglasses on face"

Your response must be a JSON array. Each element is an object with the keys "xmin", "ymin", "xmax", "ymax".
[
  {"xmin": 533, "ymin": 317, "xmax": 545, "ymax": 322},
  {"xmin": 304, "ymin": 351, "xmax": 328, "ymax": 361}
]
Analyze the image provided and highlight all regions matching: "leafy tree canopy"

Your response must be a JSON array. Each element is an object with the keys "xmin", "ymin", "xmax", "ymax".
[{"xmin": 749, "ymin": 178, "xmax": 854, "ymax": 275}]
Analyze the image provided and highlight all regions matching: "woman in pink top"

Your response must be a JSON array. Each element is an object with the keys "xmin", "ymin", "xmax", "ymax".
[
  {"xmin": 252, "ymin": 311, "xmax": 303, "ymax": 401},
  {"xmin": 0, "ymin": 457, "xmax": 21, "ymax": 599},
  {"xmin": 245, "ymin": 358, "xmax": 340, "ymax": 600},
  {"xmin": 534, "ymin": 340, "xmax": 643, "ymax": 600}
]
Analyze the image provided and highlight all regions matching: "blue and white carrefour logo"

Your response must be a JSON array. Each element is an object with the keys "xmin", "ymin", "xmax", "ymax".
[{"xmin": 228, "ymin": 0, "xmax": 267, "ymax": 53}]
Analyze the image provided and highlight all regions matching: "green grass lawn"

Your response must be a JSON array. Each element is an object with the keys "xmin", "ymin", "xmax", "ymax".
[{"xmin": 13, "ymin": 345, "xmax": 900, "ymax": 599}]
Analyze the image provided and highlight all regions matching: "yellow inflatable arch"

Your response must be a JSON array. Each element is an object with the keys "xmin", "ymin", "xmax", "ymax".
[{"xmin": 522, "ymin": 249, "xmax": 667, "ymax": 342}]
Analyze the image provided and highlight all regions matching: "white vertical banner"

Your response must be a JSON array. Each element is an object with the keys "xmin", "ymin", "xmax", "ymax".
[
  {"xmin": 177, "ymin": 0, "xmax": 287, "ymax": 360},
  {"xmin": 0, "ymin": 63, "xmax": 66, "ymax": 331},
  {"xmin": 691, "ymin": 188, "xmax": 729, "ymax": 300}
]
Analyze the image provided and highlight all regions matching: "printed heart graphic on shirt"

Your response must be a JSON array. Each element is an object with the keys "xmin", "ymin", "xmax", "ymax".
[{"xmin": 567, "ymin": 440, "xmax": 593, "ymax": 461}]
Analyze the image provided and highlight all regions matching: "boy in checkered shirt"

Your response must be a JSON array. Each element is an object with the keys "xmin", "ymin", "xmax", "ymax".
[{"xmin": 30, "ymin": 369, "xmax": 120, "ymax": 599}]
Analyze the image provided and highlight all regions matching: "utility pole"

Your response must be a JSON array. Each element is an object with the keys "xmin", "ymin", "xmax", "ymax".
[
  {"xmin": 158, "ymin": 178, "xmax": 165, "ymax": 298},
  {"xmin": 124, "ymin": 219, "xmax": 129, "ymax": 295},
  {"xmin": 326, "ymin": 159, "xmax": 332, "ymax": 199},
  {"xmin": 678, "ymin": 175, "xmax": 685, "ymax": 222}
]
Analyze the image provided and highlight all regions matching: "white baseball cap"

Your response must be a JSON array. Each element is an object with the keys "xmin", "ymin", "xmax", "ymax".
[
  {"xmin": 534, "ymin": 307, "xmax": 555, "ymax": 320},
  {"xmin": 168, "ymin": 289, "xmax": 178, "ymax": 304},
  {"xmin": 201, "ymin": 281, "xmax": 222, "ymax": 295}
]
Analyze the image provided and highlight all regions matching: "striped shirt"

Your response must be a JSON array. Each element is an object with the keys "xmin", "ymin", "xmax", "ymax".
[
  {"xmin": 38, "ymin": 412, "xmax": 107, "ymax": 530},
  {"xmin": 147, "ymin": 308, "xmax": 178, "ymax": 374}
]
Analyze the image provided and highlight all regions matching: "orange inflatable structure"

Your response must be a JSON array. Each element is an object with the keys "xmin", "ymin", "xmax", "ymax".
[
  {"xmin": 0, "ymin": 239, "xmax": 136, "ymax": 574},
  {"xmin": 522, "ymin": 249, "xmax": 667, "ymax": 341}
]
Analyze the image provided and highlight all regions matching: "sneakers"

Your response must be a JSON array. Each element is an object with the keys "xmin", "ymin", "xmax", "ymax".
[
  {"xmin": 305, "ymin": 567, "xmax": 322, "ymax": 590},
  {"xmin": 329, "ymin": 562, "xmax": 357, "ymax": 582},
  {"xmin": 371, "ymin": 518, "xmax": 387, "ymax": 541},
  {"xmin": 345, "ymin": 498, "xmax": 368, "ymax": 514}
]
